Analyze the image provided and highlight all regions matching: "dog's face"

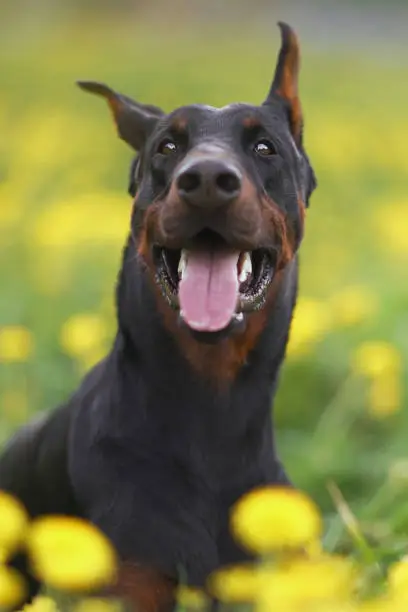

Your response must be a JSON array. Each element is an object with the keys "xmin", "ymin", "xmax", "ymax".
[{"xmin": 78, "ymin": 23, "xmax": 316, "ymax": 357}]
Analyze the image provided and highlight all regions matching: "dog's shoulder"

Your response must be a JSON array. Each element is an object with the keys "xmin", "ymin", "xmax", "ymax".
[
  {"xmin": 0, "ymin": 401, "xmax": 75, "ymax": 516},
  {"xmin": 0, "ymin": 356, "xmax": 111, "ymax": 517}
]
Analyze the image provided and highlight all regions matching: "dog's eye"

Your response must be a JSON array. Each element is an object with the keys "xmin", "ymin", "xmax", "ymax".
[
  {"xmin": 254, "ymin": 139, "xmax": 276, "ymax": 157},
  {"xmin": 158, "ymin": 139, "xmax": 178, "ymax": 156}
]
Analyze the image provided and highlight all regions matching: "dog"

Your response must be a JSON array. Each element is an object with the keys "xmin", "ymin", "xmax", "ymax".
[{"xmin": 0, "ymin": 22, "xmax": 316, "ymax": 612}]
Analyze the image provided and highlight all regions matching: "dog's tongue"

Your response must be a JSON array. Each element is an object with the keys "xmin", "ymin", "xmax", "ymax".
[{"xmin": 179, "ymin": 249, "xmax": 240, "ymax": 332}]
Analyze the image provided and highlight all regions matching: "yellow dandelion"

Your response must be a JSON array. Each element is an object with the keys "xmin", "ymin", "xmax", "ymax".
[
  {"xmin": 176, "ymin": 586, "xmax": 209, "ymax": 609},
  {"xmin": 59, "ymin": 314, "xmax": 107, "ymax": 360},
  {"xmin": 388, "ymin": 557, "xmax": 408, "ymax": 595},
  {"xmin": 207, "ymin": 564, "xmax": 258, "ymax": 603},
  {"xmin": 286, "ymin": 297, "xmax": 331, "ymax": 358},
  {"xmin": 373, "ymin": 200, "xmax": 408, "ymax": 258},
  {"xmin": 329, "ymin": 285, "xmax": 378, "ymax": 327},
  {"xmin": 72, "ymin": 598, "xmax": 122, "ymax": 612},
  {"xmin": 0, "ymin": 565, "xmax": 27, "ymax": 609},
  {"xmin": 367, "ymin": 373, "xmax": 402, "ymax": 418},
  {"xmin": 27, "ymin": 516, "xmax": 117, "ymax": 593},
  {"xmin": 304, "ymin": 538, "xmax": 323, "ymax": 559},
  {"xmin": 358, "ymin": 599, "xmax": 396, "ymax": 612},
  {"xmin": 230, "ymin": 486, "xmax": 322, "ymax": 555},
  {"xmin": 256, "ymin": 555, "xmax": 356, "ymax": 611},
  {"xmin": 0, "ymin": 491, "xmax": 29, "ymax": 558},
  {"xmin": 21, "ymin": 595, "xmax": 59, "ymax": 611},
  {"xmin": 351, "ymin": 342, "xmax": 401, "ymax": 379},
  {"xmin": 310, "ymin": 116, "xmax": 365, "ymax": 172},
  {"xmin": 0, "ymin": 326, "xmax": 34, "ymax": 362},
  {"xmin": 31, "ymin": 193, "xmax": 129, "ymax": 250}
]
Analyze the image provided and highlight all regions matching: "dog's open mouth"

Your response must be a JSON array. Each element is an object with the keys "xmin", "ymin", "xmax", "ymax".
[{"xmin": 153, "ymin": 230, "xmax": 276, "ymax": 334}]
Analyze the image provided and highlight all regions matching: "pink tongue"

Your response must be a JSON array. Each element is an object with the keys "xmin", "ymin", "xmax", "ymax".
[{"xmin": 179, "ymin": 249, "xmax": 240, "ymax": 332}]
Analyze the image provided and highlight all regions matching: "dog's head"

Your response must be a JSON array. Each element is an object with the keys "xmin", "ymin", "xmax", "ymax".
[{"xmin": 78, "ymin": 23, "xmax": 316, "ymax": 372}]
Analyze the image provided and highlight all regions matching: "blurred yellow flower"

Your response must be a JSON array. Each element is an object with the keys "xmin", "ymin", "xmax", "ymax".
[
  {"xmin": 59, "ymin": 314, "xmax": 107, "ymax": 359},
  {"xmin": 388, "ymin": 557, "xmax": 408, "ymax": 596},
  {"xmin": 72, "ymin": 598, "xmax": 122, "ymax": 612},
  {"xmin": 256, "ymin": 555, "xmax": 356, "ymax": 611},
  {"xmin": 176, "ymin": 586, "xmax": 209, "ymax": 609},
  {"xmin": 0, "ymin": 565, "xmax": 27, "ymax": 609},
  {"xmin": 31, "ymin": 193, "xmax": 129, "ymax": 250},
  {"xmin": 373, "ymin": 201, "xmax": 408, "ymax": 258},
  {"xmin": 230, "ymin": 486, "xmax": 322, "ymax": 555},
  {"xmin": 351, "ymin": 342, "xmax": 402, "ymax": 379},
  {"xmin": 367, "ymin": 373, "xmax": 402, "ymax": 418},
  {"xmin": 12, "ymin": 112, "xmax": 79, "ymax": 173},
  {"xmin": 359, "ymin": 599, "xmax": 397, "ymax": 612},
  {"xmin": 0, "ymin": 326, "xmax": 34, "ymax": 362},
  {"xmin": 0, "ymin": 491, "xmax": 29, "ymax": 558},
  {"xmin": 304, "ymin": 538, "xmax": 323, "ymax": 559},
  {"xmin": 21, "ymin": 595, "xmax": 59, "ymax": 612},
  {"xmin": 329, "ymin": 285, "xmax": 378, "ymax": 327},
  {"xmin": 311, "ymin": 117, "xmax": 364, "ymax": 172},
  {"xmin": 286, "ymin": 297, "xmax": 331, "ymax": 358},
  {"xmin": 207, "ymin": 564, "xmax": 258, "ymax": 603},
  {"xmin": 27, "ymin": 516, "xmax": 117, "ymax": 593}
]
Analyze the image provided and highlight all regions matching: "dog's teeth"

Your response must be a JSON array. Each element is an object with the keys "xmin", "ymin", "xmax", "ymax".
[
  {"xmin": 234, "ymin": 312, "xmax": 244, "ymax": 322},
  {"xmin": 178, "ymin": 250, "xmax": 188, "ymax": 279},
  {"xmin": 238, "ymin": 252, "xmax": 252, "ymax": 284}
]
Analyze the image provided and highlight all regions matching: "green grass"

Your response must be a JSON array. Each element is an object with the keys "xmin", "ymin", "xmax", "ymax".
[{"xmin": 1, "ymin": 17, "xmax": 408, "ymax": 566}]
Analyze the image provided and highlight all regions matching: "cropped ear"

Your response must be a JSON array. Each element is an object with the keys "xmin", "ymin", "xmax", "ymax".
[
  {"xmin": 263, "ymin": 22, "xmax": 303, "ymax": 145},
  {"xmin": 77, "ymin": 81, "xmax": 164, "ymax": 151}
]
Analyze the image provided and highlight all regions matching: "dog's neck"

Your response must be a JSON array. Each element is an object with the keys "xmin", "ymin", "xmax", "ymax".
[{"xmin": 113, "ymin": 237, "xmax": 298, "ymax": 437}]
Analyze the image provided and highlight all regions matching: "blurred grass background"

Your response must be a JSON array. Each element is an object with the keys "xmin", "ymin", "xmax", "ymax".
[{"xmin": 1, "ymin": 0, "xmax": 408, "ymax": 557}]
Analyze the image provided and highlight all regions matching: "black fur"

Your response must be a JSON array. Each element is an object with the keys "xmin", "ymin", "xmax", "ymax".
[
  {"xmin": 0, "ymin": 22, "xmax": 316, "ymax": 611},
  {"xmin": 0, "ymin": 253, "xmax": 297, "ymax": 601}
]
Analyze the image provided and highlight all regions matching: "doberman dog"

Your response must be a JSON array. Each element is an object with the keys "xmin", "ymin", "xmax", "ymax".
[{"xmin": 0, "ymin": 22, "xmax": 316, "ymax": 612}]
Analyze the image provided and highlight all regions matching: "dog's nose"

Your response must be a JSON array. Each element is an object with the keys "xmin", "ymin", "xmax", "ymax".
[{"xmin": 176, "ymin": 159, "xmax": 242, "ymax": 209}]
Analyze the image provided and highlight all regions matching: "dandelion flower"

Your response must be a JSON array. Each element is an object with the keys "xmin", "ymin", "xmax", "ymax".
[
  {"xmin": 207, "ymin": 564, "xmax": 258, "ymax": 603},
  {"xmin": 368, "ymin": 373, "xmax": 402, "ymax": 418},
  {"xmin": 21, "ymin": 595, "xmax": 59, "ymax": 611},
  {"xmin": 373, "ymin": 201, "xmax": 408, "ymax": 258},
  {"xmin": 230, "ymin": 486, "xmax": 322, "ymax": 554},
  {"xmin": 0, "ymin": 565, "xmax": 27, "ymax": 608},
  {"xmin": 176, "ymin": 586, "xmax": 208, "ymax": 609},
  {"xmin": 329, "ymin": 285, "xmax": 378, "ymax": 327},
  {"xmin": 0, "ymin": 326, "xmax": 34, "ymax": 362},
  {"xmin": 256, "ymin": 555, "xmax": 355, "ymax": 611},
  {"xmin": 388, "ymin": 557, "xmax": 408, "ymax": 595},
  {"xmin": 73, "ymin": 598, "xmax": 122, "ymax": 612},
  {"xmin": 286, "ymin": 298, "xmax": 331, "ymax": 358},
  {"xmin": 59, "ymin": 314, "xmax": 107, "ymax": 360},
  {"xmin": 27, "ymin": 516, "xmax": 117, "ymax": 593},
  {"xmin": 352, "ymin": 342, "xmax": 401, "ymax": 379}
]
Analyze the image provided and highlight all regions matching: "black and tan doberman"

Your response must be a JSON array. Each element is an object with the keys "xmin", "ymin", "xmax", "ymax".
[{"xmin": 0, "ymin": 22, "xmax": 316, "ymax": 611}]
